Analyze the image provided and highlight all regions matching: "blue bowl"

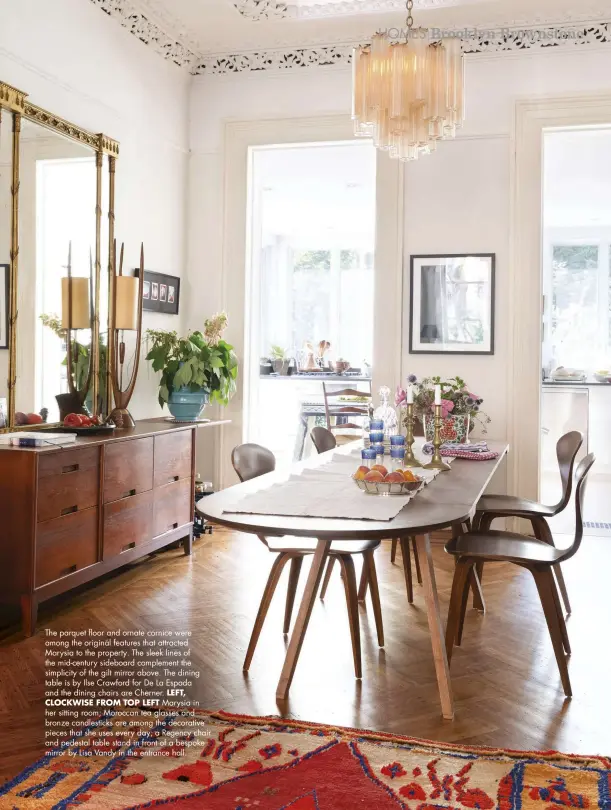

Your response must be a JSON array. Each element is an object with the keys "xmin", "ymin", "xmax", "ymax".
[
  {"xmin": 369, "ymin": 431, "xmax": 384, "ymax": 444},
  {"xmin": 168, "ymin": 387, "xmax": 210, "ymax": 421},
  {"xmin": 370, "ymin": 420, "xmax": 384, "ymax": 431}
]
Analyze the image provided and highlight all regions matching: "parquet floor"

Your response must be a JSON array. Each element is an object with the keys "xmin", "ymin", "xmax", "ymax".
[{"xmin": 0, "ymin": 528, "xmax": 609, "ymax": 783}]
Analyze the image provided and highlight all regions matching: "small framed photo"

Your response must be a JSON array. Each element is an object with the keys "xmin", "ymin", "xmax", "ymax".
[
  {"xmin": 143, "ymin": 280, "xmax": 150, "ymax": 300},
  {"xmin": 408, "ymin": 254, "xmax": 495, "ymax": 355},
  {"xmin": 0, "ymin": 397, "xmax": 7, "ymax": 428},
  {"xmin": 135, "ymin": 269, "xmax": 180, "ymax": 315}
]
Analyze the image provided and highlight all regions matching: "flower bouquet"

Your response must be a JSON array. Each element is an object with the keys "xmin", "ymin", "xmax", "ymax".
[{"xmin": 395, "ymin": 375, "xmax": 490, "ymax": 443}]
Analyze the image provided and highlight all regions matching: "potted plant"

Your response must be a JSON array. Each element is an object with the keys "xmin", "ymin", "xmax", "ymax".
[
  {"xmin": 396, "ymin": 375, "xmax": 490, "ymax": 443},
  {"xmin": 145, "ymin": 312, "xmax": 238, "ymax": 421},
  {"xmin": 270, "ymin": 344, "xmax": 290, "ymax": 375},
  {"xmin": 40, "ymin": 313, "xmax": 108, "ymax": 417}
]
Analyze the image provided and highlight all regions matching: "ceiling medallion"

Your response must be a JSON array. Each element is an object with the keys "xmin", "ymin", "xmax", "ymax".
[{"xmin": 352, "ymin": 0, "xmax": 464, "ymax": 161}]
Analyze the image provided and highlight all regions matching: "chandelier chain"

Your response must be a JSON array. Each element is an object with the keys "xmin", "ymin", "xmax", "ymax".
[{"xmin": 406, "ymin": 0, "xmax": 414, "ymax": 30}]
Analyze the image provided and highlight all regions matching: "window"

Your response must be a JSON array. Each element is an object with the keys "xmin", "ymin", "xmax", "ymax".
[{"xmin": 546, "ymin": 243, "xmax": 609, "ymax": 371}]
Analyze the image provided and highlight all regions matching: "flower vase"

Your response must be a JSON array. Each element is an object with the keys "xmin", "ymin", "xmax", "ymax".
[{"xmin": 423, "ymin": 413, "xmax": 470, "ymax": 444}]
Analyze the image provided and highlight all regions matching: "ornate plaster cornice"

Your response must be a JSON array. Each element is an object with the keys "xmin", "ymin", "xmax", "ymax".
[
  {"xmin": 89, "ymin": 0, "xmax": 198, "ymax": 69},
  {"xmin": 231, "ymin": 0, "xmax": 458, "ymax": 22},
  {"xmin": 88, "ymin": 0, "xmax": 611, "ymax": 75}
]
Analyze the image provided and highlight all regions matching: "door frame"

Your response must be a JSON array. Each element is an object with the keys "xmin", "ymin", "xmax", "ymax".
[
  {"xmin": 220, "ymin": 115, "xmax": 403, "ymax": 488},
  {"xmin": 510, "ymin": 92, "xmax": 611, "ymax": 503}
]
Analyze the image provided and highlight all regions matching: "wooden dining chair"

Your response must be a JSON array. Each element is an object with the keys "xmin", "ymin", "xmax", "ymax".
[
  {"xmin": 231, "ymin": 443, "xmax": 384, "ymax": 679},
  {"xmin": 323, "ymin": 382, "xmax": 372, "ymax": 444},
  {"xmin": 473, "ymin": 430, "xmax": 583, "ymax": 614},
  {"xmin": 310, "ymin": 426, "xmax": 337, "ymax": 454},
  {"xmin": 445, "ymin": 453, "xmax": 595, "ymax": 697}
]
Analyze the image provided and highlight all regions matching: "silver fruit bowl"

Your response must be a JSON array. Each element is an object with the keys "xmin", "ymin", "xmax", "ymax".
[{"xmin": 353, "ymin": 476, "xmax": 423, "ymax": 496}]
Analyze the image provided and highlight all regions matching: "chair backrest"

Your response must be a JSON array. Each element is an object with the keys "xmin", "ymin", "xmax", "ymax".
[
  {"xmin": 551, "ymin": 430, "xmax": 584, "ymax": 514},
  {"xmin": 311, "ymin": 426, "xmax": 337, "ymax": 454},
  {"xmin": 559, "ymin": 452, "xmax": 595, "ymax": 563},
  {"xmin": 322, "ymin": 381, "xmax": 372, "ymax": 432},
  {"xmin": 231, "ymin": 443, "xmax": 275, "ymax": 483}
]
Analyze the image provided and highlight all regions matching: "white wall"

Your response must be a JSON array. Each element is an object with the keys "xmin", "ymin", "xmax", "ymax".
[
  {"xmin": 188, "ymin": 44, "xmax": 611, "ymax": 488},
  {"xmin": 0, "ymin": 0, "xmax": 190, "ymax": 419}
]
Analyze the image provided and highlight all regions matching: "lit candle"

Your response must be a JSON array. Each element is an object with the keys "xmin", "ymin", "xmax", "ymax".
[
  {"xmin": 407, "ymin": 385, "xmax": 414, "ymax": 405},
  {"xmin": 434, "ymin": 384, "xmax": 441, "ymax": 406}
]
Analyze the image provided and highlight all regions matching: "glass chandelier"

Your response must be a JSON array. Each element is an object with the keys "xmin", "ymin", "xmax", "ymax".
[{"xmin": 352, "ymin": 0, "xmax": 465, "ymax": 161}]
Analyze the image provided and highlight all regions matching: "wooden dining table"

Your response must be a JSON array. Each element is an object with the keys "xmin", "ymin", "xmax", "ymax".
[{"xmin": 198, "ymin": 440, "xmax": 508, "ymax": 719}]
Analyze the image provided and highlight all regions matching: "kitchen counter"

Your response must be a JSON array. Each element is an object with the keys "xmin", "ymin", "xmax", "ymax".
[
  {"xmin": 260, "ymin": 373, "xmax": 372, "ymax": 382},
  {"xmin": 543, "ymin": 378, "xmax": 611, "ymax": 387}
]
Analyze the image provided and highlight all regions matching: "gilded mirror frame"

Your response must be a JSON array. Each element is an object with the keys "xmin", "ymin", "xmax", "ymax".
[{"xmin": 0, "ymin": 81, "xmax": 119, "ymax": 429}]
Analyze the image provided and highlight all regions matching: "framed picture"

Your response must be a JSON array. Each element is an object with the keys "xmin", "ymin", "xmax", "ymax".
[
  {"xmin": 408, "ymin": 254, "xmax": 495, "ymax": 355},
  {"xmin": 0, "ymin": 265, "xmax": 9, "ymax": 350},
  {"xmin": 143, "ymin": 280, "xmax": 150, "ymax": 300},
  {"xmin": 135, "ymin": 269, "xmax": 180, "ymax": 315}
]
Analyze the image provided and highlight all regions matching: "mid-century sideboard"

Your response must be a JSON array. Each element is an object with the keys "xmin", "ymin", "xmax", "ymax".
[{"xmin": 0, "ymin": 419, "xmax": 222, "ymax": 636}]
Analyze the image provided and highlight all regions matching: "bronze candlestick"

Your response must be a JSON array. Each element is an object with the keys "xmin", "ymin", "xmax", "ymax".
[
  {"xmin": 403, "ymin": 403, "xmax": 422, "ymax": 469},
  {"xmin": 423, "ymin": 404, "xmax": 451, "ymax": 472}
]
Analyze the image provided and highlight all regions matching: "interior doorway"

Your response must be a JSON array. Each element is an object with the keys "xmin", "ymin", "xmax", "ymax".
[
  {"xmin": 244, "ymin": 140, "xmax": 377, "ymax": 468},
  {"xmin": 541, "ymin": 127, "xmax": 611, "ymax": 534}
]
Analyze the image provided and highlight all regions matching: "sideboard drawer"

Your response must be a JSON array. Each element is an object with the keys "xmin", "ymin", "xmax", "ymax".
[
  {"xmin": 153, "ymin": 478, "xmax": 192, "ymax": 538},
  {"xmin": 37, "ymin": 465, "xmax": 99, "ymax": 523},
  {"xmin": 153, "ymin": 430, "xmax": 192, "ymax": 488},
  {"xmin": 103, "ymin": 490, "xmax": 153, "ymax": 560},
  {"xmin": 103, "ymin": 438, "xmax": 154, "ymax": 504},
  {"xmin": 36, "ymin": 509, "xmax": 98, "ymax": 588},
  {"xmin": 38, "ymin": 446, "xmax": 99, "ymax": 479}
]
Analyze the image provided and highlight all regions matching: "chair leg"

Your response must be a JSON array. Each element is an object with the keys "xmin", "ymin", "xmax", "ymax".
[
  {"xmin": 458, "ymin": 564, "xmax": 476, "ymax": 646},
  {"xmin": 320, "ymin": 557, "xmax": 336, "ymax": 600},
  {"xmin": 399, "ymin": 537, "xmax": 414, "ymax": 603},
  {"xmin": 244, "ymin": 553, "xmax": 292, "ymax": 671},
  {"xmin": 357, "ymin": 558, "xmax": 369, "ymax": 602},
  {"xmin": 445, "ymin": 559, "xmax": 472, "ymax": 665},
  {"xmin": 338, "ymin": 555, "xmax": 362, "ymax": 679},
  {"xmin": 363, "ymin": 551, "xmax": 384, "ymax": 647},
  {"xmin": 284, "ymin": 556, "xmax": 303, "ymax": 634},
  {"xmin": 472, "ymin": 563, "xmax": 486, "ymax": 612},
  {"xmin": 533, "ymin": 518, "xmax": 572, "ymax": 616},
  {"xmin": 548, "ymin": 571, "xmax": 571, "ymax": 656},
  {"xmin": 411, "ymin": 536, "xmax": 423, "ymax": 585},
  {"xmin": 390, "ymin": 538, "xmax": 398, "ymax": 564},
  {"xmin": 531, "ymin": 567, "xmax": 572, "ymax": 697}
]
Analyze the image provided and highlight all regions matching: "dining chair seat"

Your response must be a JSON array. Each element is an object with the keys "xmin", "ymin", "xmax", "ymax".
[
  {"xmin": 475, "ymin": 495, "xmax": 554, "ymax": 519},
  {"xmin": 267, "ymin": 536, "xmax": 380, "ymax": 556},
  {"xmin": 446, "ymin": 531, "xmax": 562, "ymax": 565}
]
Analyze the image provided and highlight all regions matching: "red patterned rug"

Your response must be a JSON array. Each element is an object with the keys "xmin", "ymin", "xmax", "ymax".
[{"xmin": 2, "ymin": 709, "xmax": 610, "ymax": 809}]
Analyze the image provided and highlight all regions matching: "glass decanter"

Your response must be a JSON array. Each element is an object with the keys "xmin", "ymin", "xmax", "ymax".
[{"xmin": 373, "ymin": 385, "xmax": 398, "ymax": 439}]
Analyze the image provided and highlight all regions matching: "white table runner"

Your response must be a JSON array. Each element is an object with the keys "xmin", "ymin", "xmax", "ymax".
[{"xmin": 224, "ymin": 450, "xmax": 444, "ymax": 521}]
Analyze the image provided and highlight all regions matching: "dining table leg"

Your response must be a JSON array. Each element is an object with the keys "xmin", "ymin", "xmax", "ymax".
[
  {"xmin": 276, "ymin": 538, "xmax": 332, "ymax": 701},
  {"xmin": 414, "ymin": 533, "xmax": 455, "ymax": 720}
]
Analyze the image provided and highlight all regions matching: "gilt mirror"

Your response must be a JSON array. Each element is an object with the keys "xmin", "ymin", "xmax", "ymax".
[{"xmin": 0, "ymin": 80, "xmax": 119, "ymax": 429}]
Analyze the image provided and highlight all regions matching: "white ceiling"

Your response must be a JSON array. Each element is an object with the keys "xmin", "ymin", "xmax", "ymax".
[{"xmin": 128, "ymin": 0, "xmax": 609, "ymax": 57}]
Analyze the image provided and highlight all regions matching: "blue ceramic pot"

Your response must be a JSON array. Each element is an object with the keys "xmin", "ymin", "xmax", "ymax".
[{"xmin": 168, "ymin": 387, "xmax": 210, "ymax": 421}]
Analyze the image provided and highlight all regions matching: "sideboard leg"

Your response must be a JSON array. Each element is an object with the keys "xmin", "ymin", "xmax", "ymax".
[
  {"xmin": 21, "ymin": 594, "xmax": 38, "ymax": 638},
  {"xmin": 183, "ymin": 530, "xmax": 193, "ymax": 556}
]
